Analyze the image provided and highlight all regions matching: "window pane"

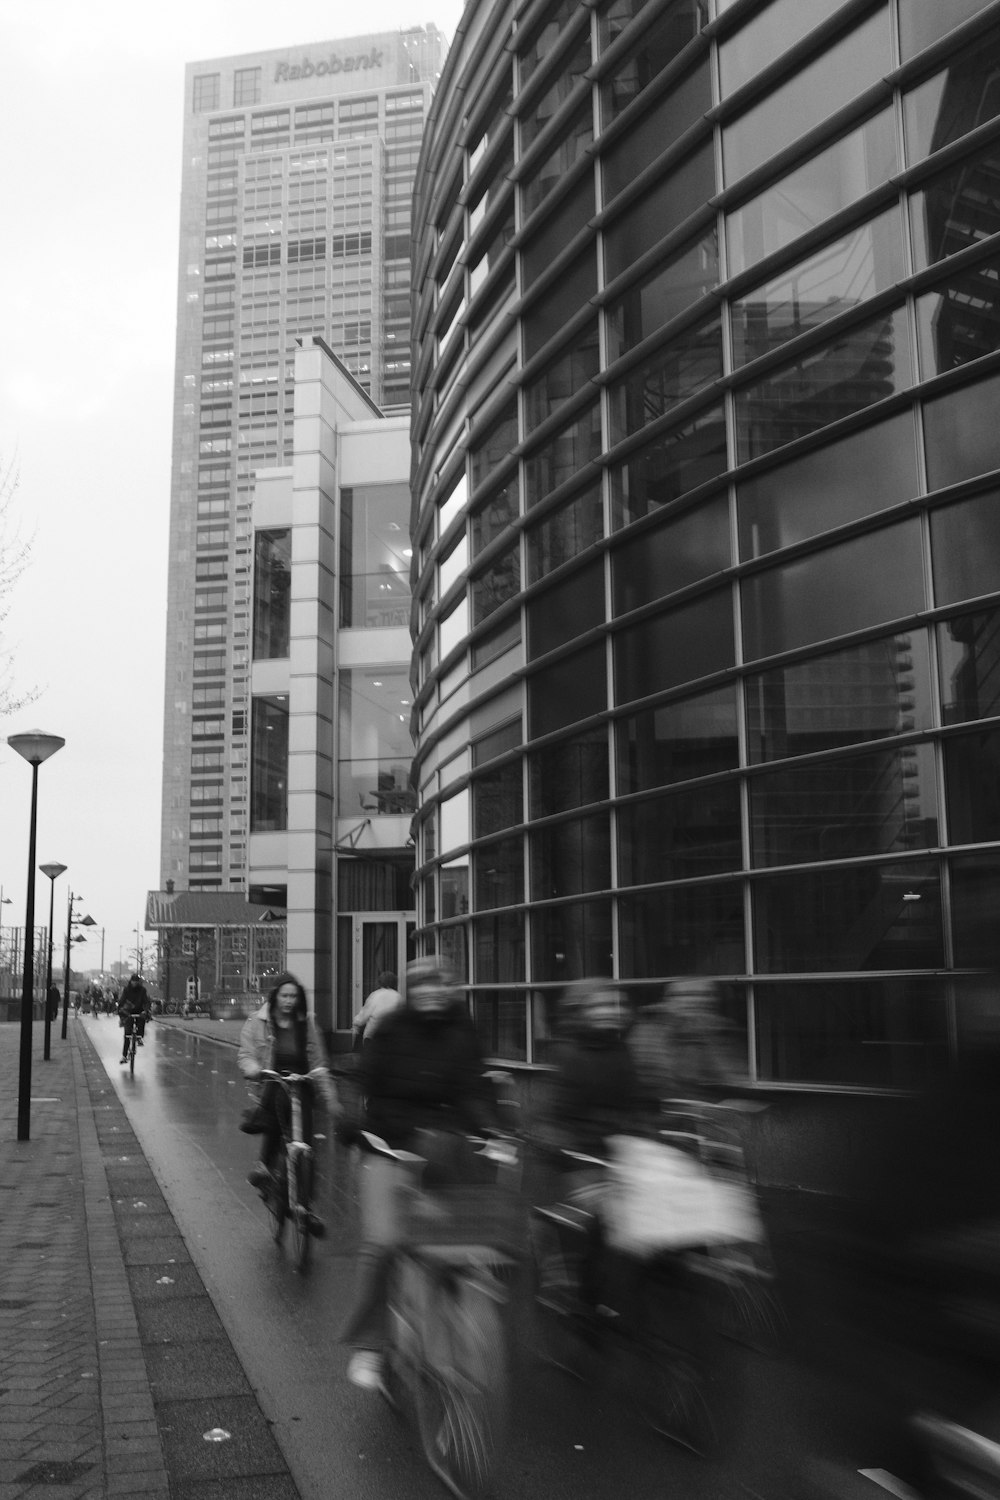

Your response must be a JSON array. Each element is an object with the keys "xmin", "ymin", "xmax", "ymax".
[
  {"xmin": 472, "ymin": 541, "xmax": 519, "ymax": 626},
  {"xmin": 523, "ymin": 249, "xmax": 598, "ymax": 360},
  {"xmin": 470, "ymin": 400, "xmax": 518, "ymax": 491},
  {"xmin": 722, "ymin": 11, "xmax": 893, "ymax": 186},
  {"xmin": 531, "ymin": 897, "xmax": 614, "ymax": 980},
  {"xmin": 618, "ymin": 781, "xmax": 742, "ymax": 884},
  {"xmin": 923, "ymin": 370, "xmax": 1000, "ymax": 490},
  {"xmin": 737, "ymin": 411, "xmax": 918, "ymax": 559},
  {"xmin": 530, "ymin": 812, "xmax": 611, "ymax": 898},
  {"xmin": 602, "ymin": 65, "xmax": 711, "ymax": 203},
  {"xmin": 719, "ymin": 0, "xmax": 845, "ymax": 97},
  {"xmin": 898, "ymin": 0, "xmax": 996, "ymax": 61},
  {"xmin": 916, "ymin": 256, "xmax": 1000, "ymax": 377},
  {"xmin": 609, "ymin": 402, "xmax": 728, "ymax": 527},
  {"xmin": 909, "ymin": 135, "xmax": 1000, "ymax": 271},
  {"xmin": 938, "ymin": 607, "xmax": 1000, "ymax": 724},
  {"xmin": 601, "ymin": 0, "xmax": 706, "ymax": 118},
  {"xmin": 471, "ymin": 481, "xmax": 519, "ymax": 556},
  {"xmin": 528, "ymin": 640, "xmax": 607, "ymax": 737},
  {"xmin": 741, "ymin": 521, "xmax": 925, "ymax": 661},
  {"xmin": 604, "ymin": 144, "xmax": 715, "ymax": 283},
  {"xmin": 473, "ymin": 980, "xmax": 528, "ymax": 1057},
  {"xmin": 619, "ymin": 881, "xmax": 745, "ymax": 976},
  {"xmin": 616, "ymin": 684, "xmax": 739, "ymax": 793},
  {"xmin": 747, "ymin": 632, "xmax": 934, "ymax": 763},
  {"xmin": 904, "ymin": 33, "xmax": 1000, "ymax": 165},
  {"xmin": 250, "ymin": 695, "xmax": 288, "ymax": 832},
  {"xmin": 608, "ymin": 315, "xmax": 723, "ymax": 442},
  {"xmin": 944, "ymin": 725, "xmax": 1000, "ymax": 844},
  {"xmin": 614, "ymin": 588, "xmax": 734, "ymax": 702},
  {"xmin": 522, "ymin": 175, "xmax": 594, "ymax": 289},
  {"xmin": 735, "ymin": 307, "xmax": 912, "ymax": 463},
  {"xmin": 474, "ymin": 836, "xmax": 524, "ymax": 909},
  {"xmin": 473, "ymin": 760, "xmax": 523, "ymax": 837},
  {"xmin": 523, "ymin": 402, "xmax": 602, "ymax": 506},
  {"xmin": 528, "ymin": 558, "xmax": 605, "ymax": 658},
  {"xmin": 523, "ymin": 108, "xmax": 593, "ymax": 220},
  {"xmin": 754, "ymin": 977, "xmax": 949, "ymax": 1087},
  {"xmin": 606, "ymin": 230, "xmax": 718, "ymax": 360},
  {"xmin": 752, "ymin": 860, "xmax": 944, "ymax": 972},
  {"xmin": 731, "ymin": 208, "xmax": 905, "ymax": 369},
  {"xmin": 529, "ymin": 728, "xmax": 609, "ymax": 815},
  {"xmin": 749, "ymin": 744, "xmax": 939, "ymax": 867},
  {"xmin": 612, "ymin": 493, "xmax": 730, "ymax": 613},
  {"xmin": 440, "ymin": 788, "xmax": 470, "ymax": 854},
  {"xmin": 253, "ymin": 529, "xmax": 291, "ymax": 658},
  {"xmin": 526, "ymin": 482, "xmax": 603, "ymax": 582},
  {"xmin": 524, "ymin": 320, "xmax": 601, "ymax": 432},
  {"xmin": 951, "ymin": 851, "xmax": 1000, "ymax": 966},
  {"xmin": 931, "ymin": 490, "xmax": 1000, "ymax": 605},
  {"xmin": 727, "ymin": 110, "xmax": 897, "ymax": 278},
  {"xmin": 439, "ymin": 595, "xmax": 469, "ymax": 659}
]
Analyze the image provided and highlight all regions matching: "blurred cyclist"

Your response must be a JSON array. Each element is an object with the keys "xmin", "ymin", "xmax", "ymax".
[{"xmin": 342, "ymin": 954, "xmax": 496, "ymax": 1390}]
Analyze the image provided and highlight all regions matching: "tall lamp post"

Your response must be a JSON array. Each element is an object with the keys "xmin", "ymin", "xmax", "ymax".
[
  {"xmin": 39, "ymin": 862, "xmax": 66, "ymax": 1060},
  {"xmin": 62, "ymin": 892, "xmax": 95, "ymax": 1040},
  {"xmin": 8, "ymin": 730, "xmax": 65, "ymax": 1142}
]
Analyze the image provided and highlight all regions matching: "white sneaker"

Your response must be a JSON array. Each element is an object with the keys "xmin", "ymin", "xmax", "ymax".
[{"xmin": 346, "ymin": 1350, "xmax": 384, "ymax": 1391}]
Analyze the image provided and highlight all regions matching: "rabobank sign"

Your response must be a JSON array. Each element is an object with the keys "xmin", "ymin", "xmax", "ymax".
[{"xmin": 274, "ymin": 48, "xmax": 384, "ymax": 82}]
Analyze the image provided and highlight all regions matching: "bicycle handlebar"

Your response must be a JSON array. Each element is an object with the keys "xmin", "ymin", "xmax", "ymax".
[{"xmin": 260, "ymin": 1068, "xmax": 325, "ymax": 1084}]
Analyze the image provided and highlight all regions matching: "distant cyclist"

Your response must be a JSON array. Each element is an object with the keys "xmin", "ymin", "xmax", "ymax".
[{"xmin": 118, "ymin": 975, "xmax": 151, "ymax": 1063}]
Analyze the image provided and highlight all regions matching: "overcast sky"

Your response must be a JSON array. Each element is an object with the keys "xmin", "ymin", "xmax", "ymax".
[{"xmin": 0, "ymin": 0, "xmax": 463, "ymax": 973}]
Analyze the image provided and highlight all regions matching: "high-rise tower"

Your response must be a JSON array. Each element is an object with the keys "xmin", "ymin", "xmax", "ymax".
[{"xmin": 160, "ymin": 29, "xmax": 444, "ymax": 896}]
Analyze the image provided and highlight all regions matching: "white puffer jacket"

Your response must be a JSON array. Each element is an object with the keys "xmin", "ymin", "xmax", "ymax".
[{"xmin": 237, "ymin": 1002, "xmax": 339, "ymax": 1115}]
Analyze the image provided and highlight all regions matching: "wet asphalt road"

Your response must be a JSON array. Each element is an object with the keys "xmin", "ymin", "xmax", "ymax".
[{"xmin": 82, "ymin": 1013, "xmax": 886, "ymax": 1500}]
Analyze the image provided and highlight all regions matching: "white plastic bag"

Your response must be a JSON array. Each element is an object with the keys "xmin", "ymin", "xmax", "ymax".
[{"xmin": 605, "ymin": 1134, "xmax": 764, "ymax": 1255}]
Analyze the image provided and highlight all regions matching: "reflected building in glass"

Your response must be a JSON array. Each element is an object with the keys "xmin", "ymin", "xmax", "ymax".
[{"xmin": 408, "ymin": 0, "xmax": 1000, "ymax": 1086}]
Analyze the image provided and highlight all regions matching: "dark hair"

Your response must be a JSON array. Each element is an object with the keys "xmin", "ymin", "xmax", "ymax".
[
  {"xmin": 267, "ymin": 972, "xmax": 308, "ymax": 1020},
  {"xmin": 377, "ymin": 971, "xmax": 398, "ymax": 988}
]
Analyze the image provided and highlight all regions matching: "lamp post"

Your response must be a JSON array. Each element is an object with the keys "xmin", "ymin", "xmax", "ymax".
[
  {"xmin": 0, "ymin": 886, "xmax": 12, "ymax": 991},
  {"xmin": 62, "ymin": 892, "xmax": 95, "ymax": 1040},
  {"xmin": 39, "ymin": 862, "xmax": 66, "ymax": 1060},
  {"xmin": 8, "ymin": 730, "xmax": 65, "ymax": 1142}
]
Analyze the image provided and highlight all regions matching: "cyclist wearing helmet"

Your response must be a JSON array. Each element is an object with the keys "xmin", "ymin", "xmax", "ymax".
[{"xmin": 342, "ymin": 954, "xmax": 497, "ymax": 1390}]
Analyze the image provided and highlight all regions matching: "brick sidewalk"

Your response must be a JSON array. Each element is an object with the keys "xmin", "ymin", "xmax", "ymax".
[
  {"xmin": 0, "ymin": 1019, "xmax": 169, "ymax": 1499},
  {"xmin": 0, "ymin": 1020, "xmax": 298, "ymax": 1500}
]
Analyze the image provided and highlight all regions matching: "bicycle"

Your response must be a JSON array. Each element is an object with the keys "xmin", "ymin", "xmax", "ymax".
[
  {"xmin": 529, "ymin": 1104, "xmax": 778, "ymax": 1455},
  {"xmin": 359, "ymin": 1129, "xmax": 526, "ymax": 1500},
  {"xmin": 257, "ymin": 1069, "xmax": 324, "ymax": 1273},
  {"xmin": 121, "ymin": 1012, "xmax": 151, "ymax": 1075}
]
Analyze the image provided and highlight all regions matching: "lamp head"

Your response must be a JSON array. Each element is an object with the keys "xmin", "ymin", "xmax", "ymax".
[
  {"xmin": 40, "ymin": 862, "xmax": 67, "ymax": 882},
  {"xmin": 7, "ymin": 731, "xmax": 65, "ymax": 766}
]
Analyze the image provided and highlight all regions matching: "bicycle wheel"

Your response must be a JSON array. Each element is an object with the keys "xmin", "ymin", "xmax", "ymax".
[
  {"xmin": 287, "ymin": 1150, "xmax": 311, "ymax": 1274},
  {"xmin": 413, "ymin": 1263, "xmax": 510, "ymax": 1500},
  {"xmin": 128, "ymin": 1032, "xmax": 137, "ymax": 1075}
]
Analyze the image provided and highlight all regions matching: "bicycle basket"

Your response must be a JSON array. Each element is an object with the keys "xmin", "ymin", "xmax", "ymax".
[{"xmin": 402, "ymin": 1185, "xmax": 529, "ymax": 1257}]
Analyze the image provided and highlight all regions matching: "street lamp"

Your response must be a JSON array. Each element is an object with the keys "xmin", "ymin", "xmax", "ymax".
[
  {"xmin": 8, "ymin": 730, "xmax": 65, "ymax": 1142},
  {"xmin": 62, "ymin": 892, "xmax": 95, "ymax": 1040},
  {"xmin": 39, "ymin": 862, "xmax": 66, "ymax": 1061}
]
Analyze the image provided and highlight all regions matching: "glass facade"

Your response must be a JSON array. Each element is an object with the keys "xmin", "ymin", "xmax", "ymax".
[{"xmin": 410, "ymin": 0, "xmax": 1000, "ymax": 1086}]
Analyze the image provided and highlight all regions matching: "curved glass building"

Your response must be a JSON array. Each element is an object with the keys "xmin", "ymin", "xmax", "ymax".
[{"xmin": 409, "ymin": 0, "xmax": 1000, "ymax": 1088}]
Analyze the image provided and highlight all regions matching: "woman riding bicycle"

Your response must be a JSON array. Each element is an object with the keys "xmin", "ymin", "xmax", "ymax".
[
  {"xmin": 238, "ymin": 972, "xmax": 338, "ymax": 1235},
  {"xmin": 341, "ymin": 954, "xmax": 498, "ymax": 1390},
  {"xmin": 118, "ymin": 974, "xmax": 152, "ymax": 1064}
]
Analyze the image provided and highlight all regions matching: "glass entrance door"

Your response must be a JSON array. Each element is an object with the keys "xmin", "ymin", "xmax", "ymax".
[{"xmin": 336, "ymin": 913, "xmax": 415, "ymax": 1031}]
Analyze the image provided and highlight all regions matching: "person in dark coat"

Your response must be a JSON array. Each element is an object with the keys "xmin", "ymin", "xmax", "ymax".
[
  {"xmin": 117, "ymin": 975, "xmax": 151, "ymax": 1062},
  {"xmin": 342, "ymin": 955, "xmax": 496, "ymax": 1390}
]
